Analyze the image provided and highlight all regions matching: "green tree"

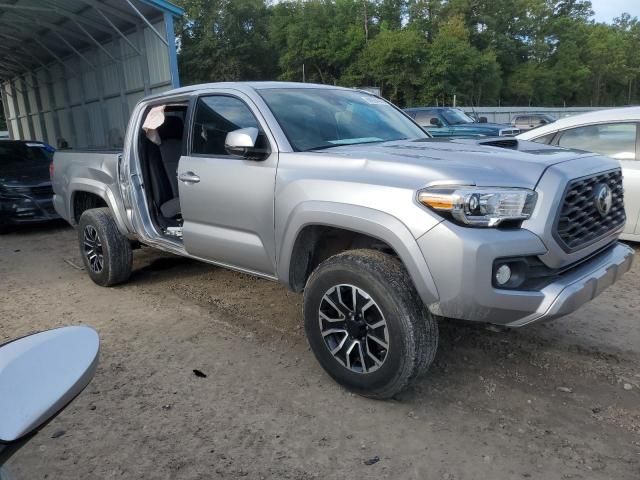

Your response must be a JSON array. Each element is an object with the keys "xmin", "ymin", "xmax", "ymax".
[
  {"xmin": 172, "ymin": 0, "xmax": 640, "ymax": 107},
  {"xmin": 407, "ymin": 0, "xmax": 444, "ymax": 40},
  {"xmin": 613, "ymin": 14, "xmax": 640, "ymax": 105},
  {"xmin": 424, "ymin": 15, "xmax": 501, "ymax": 106},
  {"xmin": 443, "ymin": 0, "xmax": 537, "ymax": 84},
  {"xmin": 506, "ymin": 61, "xmax": 555, "ymax": 105},
  {"xmin": 269, "ymin": 1, "xmax": 369, "ymax": 84},
  {"xmin": 176, "ymin": 0, "xmax": 276, "ymax": 84},
  {"xmin": 346, "ymin": 29, "xmax": 428, "ymax": 105},
  {"xmin": 376, "ymin": 0, "xmax": 405, "ymax": 30},
  {"xmin": 584, "ymin": 23, "xmax": 628, "ymax": 105}
]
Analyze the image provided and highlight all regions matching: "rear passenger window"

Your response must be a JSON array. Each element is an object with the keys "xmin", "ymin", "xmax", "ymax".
[
  {"xmin": 415, "ymin": 112, "xmax": 441, "ymax": 126},
  {"xmin": 191, "ymin": 96, "xmax": 266, "ymax": 156},
  {"xmin": 557, "ymin": 123, "xmax": 637, "ymax": 160}
]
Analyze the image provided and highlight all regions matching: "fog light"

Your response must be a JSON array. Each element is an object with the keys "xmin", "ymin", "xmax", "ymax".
[{"xmin": 495, "ymin": 264, "xmax": 512, "ymax": 286}]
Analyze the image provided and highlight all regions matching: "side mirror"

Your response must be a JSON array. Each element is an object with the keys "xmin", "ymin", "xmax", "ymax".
[
  {"xmin": 429, "ymin": 117, "xmax": 442, "ymax": 127},
  {"xmin": 224, "ymin": 127, "xmax": 267, "ymax": 160},
  {"xmin": 479, "ymin": 117, "xmax": 488, "ymax": 123},
  {"xmin": 539, "ymin": 119, "xmax": 548, "ymax": 125},
  {"xmin": 0, "ymin": 326, "xmax": 99, "ymax": 465}
]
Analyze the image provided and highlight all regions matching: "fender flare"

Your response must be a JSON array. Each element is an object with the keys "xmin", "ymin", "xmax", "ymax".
[
  {"xmin": 277, "ymin": 201, "xmax": 440, "ymax": 306},
  {"xmin": 68, "ymin": 178, "xmax": 130, "ymax": 236}
]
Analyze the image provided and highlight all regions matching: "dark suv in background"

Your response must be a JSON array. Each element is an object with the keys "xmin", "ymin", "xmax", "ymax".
[
  {"xmin": 0, "ymin": 140, "xmax": 58, "ymax": 232},
  {"xmin": 404, "ymin": 107, "xmax": 519, "ymax": 137}
]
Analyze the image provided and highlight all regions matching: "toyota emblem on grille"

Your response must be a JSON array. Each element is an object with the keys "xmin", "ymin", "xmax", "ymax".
[{"xmin": 594, "ymin": 183, "xmax": 613, "ymax": 217}]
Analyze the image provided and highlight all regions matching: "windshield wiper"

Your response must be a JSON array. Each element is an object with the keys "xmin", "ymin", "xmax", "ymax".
[
  {"xmin": 305, "ymin": 144, "xmax": 342, "ymax": 152},
  {"xmin": 306, "ymin": 138, "xmax": 413, "ymax": 152}
]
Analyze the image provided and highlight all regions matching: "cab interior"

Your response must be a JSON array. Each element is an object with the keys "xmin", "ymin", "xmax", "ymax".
[{"xmin": 137, "ymin": 103, "xmax": 188, "ymax": 237}]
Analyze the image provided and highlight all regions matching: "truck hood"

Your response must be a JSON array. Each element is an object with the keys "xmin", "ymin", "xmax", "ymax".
[{"xmin": 315, "ymin": 138, "xmax": 602, "ymax": 190}]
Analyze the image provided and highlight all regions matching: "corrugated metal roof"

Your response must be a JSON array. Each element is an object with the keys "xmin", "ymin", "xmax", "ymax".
[
  {"xmin": 0, "ymin": 0, "xmax": 182, "ymax": 147},
  {"xmin": 0, "ymin": 0, "xmax": 183, "ymax": 79},
  {"xmin": 140, "ymin": 0, "xmax": 183, "ymax": 16}
]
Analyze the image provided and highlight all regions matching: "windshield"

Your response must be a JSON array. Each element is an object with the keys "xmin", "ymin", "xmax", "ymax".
[
  {"xmin": 0, "ymin": 142, "xmax": 51, "ymax": 168},
  {"xmin": 441, "ymin": 109, "xmax": 475, "ymax": 125},
  {"xmin": 259, "ymin": 88, "xmax": 427, "ymax": 151}
]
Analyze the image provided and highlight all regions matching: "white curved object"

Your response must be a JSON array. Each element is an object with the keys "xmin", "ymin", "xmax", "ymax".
[{"xmin": 0, "ymin": 326, "xmax": 99, "ymax": 443}]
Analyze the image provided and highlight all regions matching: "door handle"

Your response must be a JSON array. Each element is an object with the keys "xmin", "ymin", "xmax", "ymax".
[{"xmin": 178, "ymin": 172, "xmax": 200, "ymax": 184}]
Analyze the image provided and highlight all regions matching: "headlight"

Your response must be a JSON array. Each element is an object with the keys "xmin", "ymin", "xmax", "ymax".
[{"xmin": 418, "ymin": 186, "xmax": 537, "ymax": 227}]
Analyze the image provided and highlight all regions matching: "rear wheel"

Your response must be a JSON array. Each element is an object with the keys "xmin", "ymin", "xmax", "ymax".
[
  {"xmin": 303, "ymin": 249, "xmax": 438, "ymax": 399},
  {"xmin": 77, "ymin": 208, "xmax": 132, "ymax": 287}
]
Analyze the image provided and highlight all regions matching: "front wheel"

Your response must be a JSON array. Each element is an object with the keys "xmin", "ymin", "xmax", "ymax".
[
  {"xmin": 303, "ymin": 249, "xmax": 438, "ymax": 399},
  {"xmin": 77, "ymin": 208, "xmax": 132, "ymax": 287}
]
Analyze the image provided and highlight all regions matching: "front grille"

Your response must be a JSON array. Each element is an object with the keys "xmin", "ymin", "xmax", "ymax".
[
  {"xmin": 499, "ymin": 128, "xmax": 519, "ymax": 136},
  {"xmin": 554, "ymin": 169, "xmax": 625, "ymax": 252},
  {"xmin": 29, "ymin": 185, "xmax": 54, "ymax": 197},
  {"xmin": 4, "ymin": 184, "xmax": 53, "ymax": 196}
]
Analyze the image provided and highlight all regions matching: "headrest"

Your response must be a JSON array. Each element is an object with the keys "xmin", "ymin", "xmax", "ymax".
[{"xmin": 157, "ymin": 115, "xmax": 184, "ymax": 140}]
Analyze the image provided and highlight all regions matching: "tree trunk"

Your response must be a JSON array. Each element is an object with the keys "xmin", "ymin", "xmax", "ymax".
[
  {"xmin": 363, "ymin": 1, "xmax": 369, "ymax": 42},
  {"xmin": 314, "ymin": 64, "xmax": 325, "ymax": 84}
]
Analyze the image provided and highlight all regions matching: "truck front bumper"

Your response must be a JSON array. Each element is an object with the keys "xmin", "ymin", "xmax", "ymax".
[
  {"xmin": 417, "ymin": 222, "xmax": 634, "ymax": 327},
  {"xmin": 502, "ymin": 242, "xmax": 633, "ymax": 326}
]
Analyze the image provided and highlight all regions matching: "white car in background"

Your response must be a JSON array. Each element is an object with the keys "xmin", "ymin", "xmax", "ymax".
[{"xmin": 518, "ymin": 107, "xmax": 640, "ymax": 241}]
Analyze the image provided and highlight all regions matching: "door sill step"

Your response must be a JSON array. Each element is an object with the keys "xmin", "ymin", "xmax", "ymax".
[{"xmin": 164, "ymin": 226, "xmax": 183, "ymax": 238}]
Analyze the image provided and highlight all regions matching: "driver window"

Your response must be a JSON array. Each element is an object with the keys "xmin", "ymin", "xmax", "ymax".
[
  {"xmin": 191, "ymin": 96, "xmax": 265, "ymax": 156},
  {"xmin": 557, "ymin": 123, "xmax": 637, "ymax": 160}
]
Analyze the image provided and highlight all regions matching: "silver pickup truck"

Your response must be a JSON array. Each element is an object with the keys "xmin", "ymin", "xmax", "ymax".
[{"xmin": 53, "ymin": 82, "xmax": 633, "ymax": 398}]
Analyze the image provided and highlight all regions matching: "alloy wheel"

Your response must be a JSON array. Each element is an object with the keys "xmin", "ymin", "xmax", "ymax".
[
  {"xmin": 83, "ymin": 225, "xmax": 104, "ymax": 274},
  {"xmin": 318, "ymin": 284, "xmax": 389, "ymax": 374}
]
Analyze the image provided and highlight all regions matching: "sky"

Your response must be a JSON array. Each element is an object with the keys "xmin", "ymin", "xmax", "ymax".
[{"xmin": 590, "ymin": 0, "xmax": 640, "ymax": 23}]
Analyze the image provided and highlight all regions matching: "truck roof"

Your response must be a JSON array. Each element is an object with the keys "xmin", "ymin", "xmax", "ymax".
[
  {"xmin": 404, "ymin": 107, "xmax": 461, "ymax": 112},
  {"xmin": 146, "ymin": 81, "xmax": 352, "ymax": 101}
]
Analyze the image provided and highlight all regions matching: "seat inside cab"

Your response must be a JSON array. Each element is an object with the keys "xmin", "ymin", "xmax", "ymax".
[{"xmin": 138, "ymin": 104, "xmax": 188, "ymax": 237}]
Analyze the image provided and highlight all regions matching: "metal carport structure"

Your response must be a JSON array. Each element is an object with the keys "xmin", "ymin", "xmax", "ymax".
[{"xmin": 0, "ymin": 0, "xmax": 183, "ymax": 149}]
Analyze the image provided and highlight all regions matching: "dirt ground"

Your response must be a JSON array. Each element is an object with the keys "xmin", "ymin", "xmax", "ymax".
[{"xmin": 1, "ymin": 222, "xmax": 639, "ymax": 480}]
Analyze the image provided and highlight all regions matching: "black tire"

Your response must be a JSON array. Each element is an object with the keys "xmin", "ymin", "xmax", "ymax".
[
  {"xmin": 303, "ymin": 249, "xmax": 438, "ymax": 399},
  {"xmin": 77, "ymin": 207, "xmax": 132, "ymax": 287}
]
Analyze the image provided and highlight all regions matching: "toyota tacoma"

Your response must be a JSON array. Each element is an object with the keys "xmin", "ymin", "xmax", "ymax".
[{"xmin": 52, "ymin": 82, "xmax": 633, "ymax": 398}]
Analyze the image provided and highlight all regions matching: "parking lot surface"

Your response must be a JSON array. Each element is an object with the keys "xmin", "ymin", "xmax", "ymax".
[{"xmin": 1, "ymin": 223, "xmax": 639, "ymax": 479}]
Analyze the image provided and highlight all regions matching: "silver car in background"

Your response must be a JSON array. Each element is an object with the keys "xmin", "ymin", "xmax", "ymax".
[
  {"xmin": 511, "ymin": 113, "xmax": 556, "ymax": 132},
  {"xmin": 518, "ymin": 107, "xmax": 640, "ymax": 241}
]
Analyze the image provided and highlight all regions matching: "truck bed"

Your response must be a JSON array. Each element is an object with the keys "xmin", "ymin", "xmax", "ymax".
[{"xmin": 52, "ymin": 150, "xmax": 124, "ymax": 226}]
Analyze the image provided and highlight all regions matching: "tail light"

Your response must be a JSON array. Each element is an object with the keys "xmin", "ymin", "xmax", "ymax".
[{"xmin": 49, "ymin": 161, "xmax": 54, "ymax": 180}]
